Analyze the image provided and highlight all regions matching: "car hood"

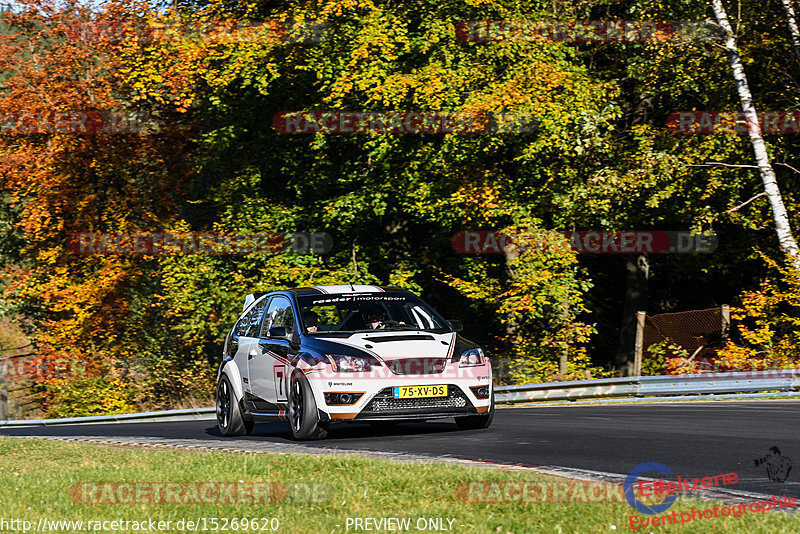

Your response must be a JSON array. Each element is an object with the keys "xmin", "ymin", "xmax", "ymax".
[
  {"xmin": 319, "ymin": 331, "xmax": 456, "ymax": 360},
  {"xmin": 304, "ymin": 331, "xmax": 479, "ymax": 362}
]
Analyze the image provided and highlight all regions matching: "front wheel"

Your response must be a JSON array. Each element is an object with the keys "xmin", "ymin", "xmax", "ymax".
[
  {"xmin": 216, "ymin": 374, "xmax": 254, "ymax": 437},
  {"xmin": 288, "ymin": 371, "xmax": 328, "ymax": 440},
  {"xmin": 455, "ymin": 393, "xmax": 494, "ymax": 430}
]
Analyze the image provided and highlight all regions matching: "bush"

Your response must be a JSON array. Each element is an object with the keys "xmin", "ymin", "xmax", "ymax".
[
  {"xmin": 44, "ymin": 377, "xmax": 135, "ymax": 418},
  {"xmin": 714, "ymin": 253, "xmax": 800, "ymax": 371},
  {"xmin": 662, "ymin": 253, "xmax": 800, "ymax": 375}
]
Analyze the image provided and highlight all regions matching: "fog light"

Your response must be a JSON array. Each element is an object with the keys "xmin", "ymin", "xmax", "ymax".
[
  {"xmin": 470, "ymin": 385, "xmax": 490, "ymax": 399},
  {"xmin": 323, "ymin": 392, "xmax": 364, "ymax": 405}
]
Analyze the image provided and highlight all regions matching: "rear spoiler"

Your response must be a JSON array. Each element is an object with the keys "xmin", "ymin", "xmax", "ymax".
[{"xmin": 243, "ymin": 292, "xmax": 267, "ymax": 311}]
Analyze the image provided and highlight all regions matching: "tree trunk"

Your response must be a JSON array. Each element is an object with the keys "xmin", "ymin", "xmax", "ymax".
[
  {"xmin": 500, "ymin": 240, "xmax": 520, "ymax": 384},
  {"xmin": 781, "ymin": 0, "xmax": 800, "ymax": 64},
  {"xmin": 711, "ymin": 0, "xmax": 800, "ymax": 271},
  {"xmin": 615, "ymin": 254, "xmax": 649, "ymax": 375}
]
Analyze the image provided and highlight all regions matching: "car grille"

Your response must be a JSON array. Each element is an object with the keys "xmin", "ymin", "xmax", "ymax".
[
  {"xmin": 358, "ymin": 385, "xmax": 474, "ymax": 417},
  {"xmin": 387, "ymin": 358, "xmax": 447, "ymax": 375}
]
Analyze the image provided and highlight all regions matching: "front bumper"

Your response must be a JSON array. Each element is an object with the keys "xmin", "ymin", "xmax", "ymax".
[{"xmin": 303, "ymin": 362, "xmax": 492, "ymax": 422}]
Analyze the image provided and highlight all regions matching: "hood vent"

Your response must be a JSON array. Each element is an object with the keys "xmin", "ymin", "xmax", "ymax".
[{"xmin": 366, "ymin": 335, "xmax": 436, "ymax": 343}]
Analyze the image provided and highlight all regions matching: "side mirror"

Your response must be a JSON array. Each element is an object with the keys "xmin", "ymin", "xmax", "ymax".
[
  {"xmin": 289, "ymin": 330, "xmax": 301, "ymax": 348},
  {"xmin": 447, "ymin": 320, "xmax": 463, "ymax": 332},
  {"xmin": 227, "ymin": 333, "xmax": 238, "ymax": 357},
  {"xmin": 268, "ymin": 326, "xmax": 287, "ymax": 338}
]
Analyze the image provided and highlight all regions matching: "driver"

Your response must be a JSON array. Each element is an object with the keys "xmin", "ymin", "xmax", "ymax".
[
  {"xmin": 360, "ymin": 306, "xmax": 389, "ymax": 329},
  {"xmin": 302, "ymin": 310, "xmax": 319, "ymax": 333},
  {"xmin": 367, "ymin": 310, "xmax": 387, "ymax": 329}
]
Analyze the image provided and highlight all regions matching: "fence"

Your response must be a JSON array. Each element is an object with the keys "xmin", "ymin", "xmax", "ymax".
[
  {"xmin": 634, "ymin": 306, "xmax": 730, "ymax": 375},
  {"xmin": 0, "ymin": 344, "xmax": 42, "ymax": 420}
]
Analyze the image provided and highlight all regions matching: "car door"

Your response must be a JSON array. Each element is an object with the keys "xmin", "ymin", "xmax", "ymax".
[
  {"xmin": 234, "ymin": 297, "xmax": 268, "ymax": 401},
  {"xmin": 250, "ymin": 295, "xmax": 297, "ymax": 406},
  {"xmin": 228, "ymin": 305, "xmax": 257, "ymax": 388}
]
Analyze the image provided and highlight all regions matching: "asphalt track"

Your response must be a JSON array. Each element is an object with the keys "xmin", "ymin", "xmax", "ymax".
[{"xmin": 2, "ymin": 400, "xmax": 799, "ymax": 499}]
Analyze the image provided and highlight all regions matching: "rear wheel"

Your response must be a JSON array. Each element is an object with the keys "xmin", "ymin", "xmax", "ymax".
[
  {"xmin": 288, "ymin": 371, "xmax": 328, "ymax": 440},
  {"xmin": 455, "ymin": 393, "xmax": 494, "ymax": 430},
  {"xmin": 216, "ymin": 374, "xmax": 254, "ymax": 437}
]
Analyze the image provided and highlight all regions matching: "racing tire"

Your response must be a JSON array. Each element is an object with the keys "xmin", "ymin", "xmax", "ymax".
[
  {"xmin": 216, "ymin": 374, "xmax": 254, "ymax": 436},
  {"xmin": 455, "ymin": 393, "xmax": 494, "ymax": 430},
  {"xmin": 288, "ymin": 370, "xmax": 329, "ymax": 440}
]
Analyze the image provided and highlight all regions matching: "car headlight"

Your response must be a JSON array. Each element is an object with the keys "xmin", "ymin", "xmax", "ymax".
[
  {"xmin": 326, "ymin": 354, "xmax": 373, "ymax": 372},
  {"xmin": 459, "ymin": 347, "xmax": 484, "ymax": 367}
]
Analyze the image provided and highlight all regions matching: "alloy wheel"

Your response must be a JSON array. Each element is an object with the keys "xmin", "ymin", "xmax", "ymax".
[
  {"xmin": 291, "ymin": 379, "xmax": 304, "ymax": 432},
  {"xmin": 217, "ymin": 380, "xmax": 230, "ymax": 429}
]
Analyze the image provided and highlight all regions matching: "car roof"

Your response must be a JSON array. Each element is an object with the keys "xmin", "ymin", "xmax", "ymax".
[
  {"xmin": 289, "ymin": 285, "xmax": 408, "ymax": 296},
  {"xmin": 242, "ymin": 285, "xmax": 411, "ymax": 311}
]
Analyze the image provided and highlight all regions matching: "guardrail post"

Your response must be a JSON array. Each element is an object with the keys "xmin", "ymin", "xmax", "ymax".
[
  {"xmin": 559, "ymin": 299, "xmax": 569, "ymax": 376},
  {"xmin": 0, "ymin": 389, "xmax": 7, "ymax": 421},
  {"xmin": 633, "ymin": 311, "xmax": 646, "ymax": 376},
  {"xmin": 721, "ymin": 304, "xmax": 730, "ymax": 344}
]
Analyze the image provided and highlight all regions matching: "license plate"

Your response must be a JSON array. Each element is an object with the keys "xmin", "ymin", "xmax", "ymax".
[{"xmin": 393, "ymin": 385, "xmax": 447, "ymax": 399}]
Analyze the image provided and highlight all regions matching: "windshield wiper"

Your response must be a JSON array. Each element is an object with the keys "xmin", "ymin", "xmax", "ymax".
[{"xmin": 350, "ymin": 325, "xmax": 416, "ymax": 332}]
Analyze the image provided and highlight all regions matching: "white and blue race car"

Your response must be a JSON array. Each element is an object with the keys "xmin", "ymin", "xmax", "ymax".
[{"xmin": 216, "ymin": 285, "xmax": 493, "ymax": 440}]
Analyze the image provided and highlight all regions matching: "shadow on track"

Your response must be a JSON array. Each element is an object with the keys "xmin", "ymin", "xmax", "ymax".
[{"xmin": 204, "ymin": 419, "xmax": 464, "ymax": 442}]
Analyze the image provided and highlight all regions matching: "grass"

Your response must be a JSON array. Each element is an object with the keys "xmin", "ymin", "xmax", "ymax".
[{"xmin": 0, "ymin": 436, "xmax": 797, "ymax": 533}]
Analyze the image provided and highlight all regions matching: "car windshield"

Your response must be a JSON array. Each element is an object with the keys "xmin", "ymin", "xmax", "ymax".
[{"xmin": 296, "ymin": 292, "xmax": 451, "ymax": 334}]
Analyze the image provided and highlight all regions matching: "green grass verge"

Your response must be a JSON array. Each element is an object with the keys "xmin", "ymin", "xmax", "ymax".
[{"xmin": 0, "ymin": 436, "xmax": 796, "ymax": 533}]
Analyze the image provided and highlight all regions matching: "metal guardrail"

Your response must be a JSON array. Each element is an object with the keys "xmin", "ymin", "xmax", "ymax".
[
  {"xmin": 1, "ymin": 370, "xmax": 798, "ymax": 426},
  {"xmin": 494, "ymin": 369, "xmax": 800, "ymax": 403},
  {"xmin": 0, "ymin": 407, "xmax": 215, "ymax": 427}
]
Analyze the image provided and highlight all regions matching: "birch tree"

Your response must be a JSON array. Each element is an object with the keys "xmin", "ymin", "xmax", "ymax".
[
  {"xmin": 711, "ymin": 0, "xmax": 800, "ymax": 271},
  {"xmin": 781, "ymin": 0, "xmax": 800, "ymax": 64}
]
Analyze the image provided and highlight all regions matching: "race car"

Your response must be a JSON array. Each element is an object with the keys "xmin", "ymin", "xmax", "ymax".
[{"xmin": 216, "ymin": 285, "xmax": 493, "ymax": 440}]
